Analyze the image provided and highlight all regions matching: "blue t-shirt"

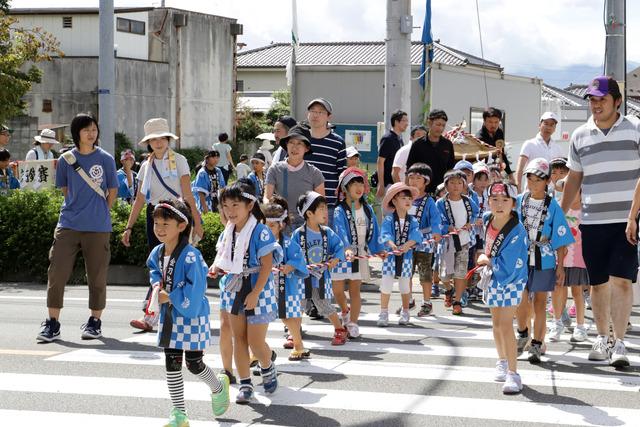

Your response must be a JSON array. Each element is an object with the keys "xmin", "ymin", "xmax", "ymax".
[{"xmin": 56, "ymin": 147, "xmax": 118, "ymax": 232}]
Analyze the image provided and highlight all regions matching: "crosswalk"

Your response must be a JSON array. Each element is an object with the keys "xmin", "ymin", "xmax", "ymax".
[{"xmin": 2, "ymin": 289, "xmax": 640, "ymax": 426}]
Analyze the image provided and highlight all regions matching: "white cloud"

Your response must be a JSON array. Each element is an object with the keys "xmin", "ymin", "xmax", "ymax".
[{"xmin": 9, "ymin": 0, "xmax": 640, "ymax": 73}]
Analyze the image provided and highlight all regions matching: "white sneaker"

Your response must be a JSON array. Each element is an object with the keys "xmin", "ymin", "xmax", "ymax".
[
  {"xmin": 571, "ymin": 325, "xmax": 588, "ymax": 342},
  {"xmin": 609, "ymin": 339, "xmax": 630, "ymax": 367},
  {"xmin": 494, "ymin": 359, "xmax": 508, "ymax": 382},
  {"xmin": 339, "ymin": 310, "xmax": 350, "ymax": 327},
  {"xmin": 547, "ymin": 321, "xmax": 564, "ymax": 342},
  {"xmin": 588, "ymin": 336, "xmax": 610, "ymax": 361},
  {"xmin": 377, "ymin": 311, "xmax": 389, "ymax": 327},
  {"xmin": 502, "ymin": 371, "xmax": 523, "ymax": 394},
  {"xmin": 346, "ymin": 321, "xmax": 360, "ymax": 338},
  {"xmin": 398, "ymin": 310, "xmax": 410, "ymax": 326}
]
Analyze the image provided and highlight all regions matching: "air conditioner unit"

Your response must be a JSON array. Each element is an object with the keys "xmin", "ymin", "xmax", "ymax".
[{"xmin": 173, "ymin": 13, "xmax": 187, "ymax": 27}]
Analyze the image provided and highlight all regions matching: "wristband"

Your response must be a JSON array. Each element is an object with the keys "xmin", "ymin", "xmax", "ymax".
[{"xmin": 124, "ymin": 226, "xmax": 133, "ymax": 232}]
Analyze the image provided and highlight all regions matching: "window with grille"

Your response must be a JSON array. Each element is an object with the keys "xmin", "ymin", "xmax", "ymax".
[
  {"xmin": 236, "ymin": 80, "xmax": 244, "ymax": 92},
  {"xmin": 62, "ymin": 16, "xmax": 72, "ymax": 28},
  {"xmin": 42, "ymin": 99, "xmax": 52, "ymax": 113},
  {"xmin": 116, "ymin": 17, "xmax": 145, "ymax": 35}
]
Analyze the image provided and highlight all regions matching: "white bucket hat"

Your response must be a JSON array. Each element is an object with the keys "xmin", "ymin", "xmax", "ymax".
[
  {"xmin": 33, "ymin": 128, "xmax": 60, "ymax": 145},
  {"xmin": 138, "ymin": 118, "xmax": 179, "ymax": 146}
]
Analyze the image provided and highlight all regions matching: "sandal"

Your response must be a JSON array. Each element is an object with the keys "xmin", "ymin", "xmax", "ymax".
[
  {"xmin": 288, "ymin": 350, "xmax": 304, "ymax": 361},
  {"xmin": 283, "ymin": 335, "xmax": 294, "ymax": 349}
]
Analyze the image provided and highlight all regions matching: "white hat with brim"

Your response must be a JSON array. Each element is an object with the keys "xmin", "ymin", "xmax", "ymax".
[
  {"xmin": 382, "ymin": 182, "xmax": 419, "ymax": 211},
  {"xmin": 33, "ymin": 128, "xmax": 60, "ymax": 145},
  {"xmin": 138, "ymin": 118, "xmax": 179, "ymax": 146}
]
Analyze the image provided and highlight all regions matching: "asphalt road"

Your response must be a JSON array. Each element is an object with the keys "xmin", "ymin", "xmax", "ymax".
[{"xmin": 1, "ymin": 281, "xmax": 639, "ymax": 427}]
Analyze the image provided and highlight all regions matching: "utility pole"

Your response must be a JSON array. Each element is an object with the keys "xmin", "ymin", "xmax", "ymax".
[
  {"xmin": 384, "ymin": 0, "xmax": 412, "ymax": 140},
  {"xmin": 604, "ymin": 0, "xmax": 626, "ymax": 114},
  {"xmin": 98, "ymin": 0, "xmax": 115, "ymax": 154}
]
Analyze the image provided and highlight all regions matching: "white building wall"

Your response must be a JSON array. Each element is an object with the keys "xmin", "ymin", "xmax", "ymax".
[
  {"xmin": 237, "ymin": 69, "xmax": 287, "ymax": 92},
  {"xmin": 12, "ymin": 12, "xmax": 148, "ymax": 60}
]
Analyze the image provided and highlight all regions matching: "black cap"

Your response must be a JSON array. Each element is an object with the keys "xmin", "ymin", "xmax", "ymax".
[
  {"xmin": 277, "ymin": 115, "xmax": 297, "ymax": 130},
  {"xmin": 280, "ymin": 125, "xmax": 312, "ymax": 154}
]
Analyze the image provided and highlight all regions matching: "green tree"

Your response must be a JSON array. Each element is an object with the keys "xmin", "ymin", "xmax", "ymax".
[
  {"xmin": 265, "ymin": 89, "xmax": 291, "ymax": 125},
  {"xmin": 0, "ymin": 8, "xmax": 62, "ymax": 123},
  {"xmin": 235, "ymin": 106, "xmax": 269, "ymax": 142}
]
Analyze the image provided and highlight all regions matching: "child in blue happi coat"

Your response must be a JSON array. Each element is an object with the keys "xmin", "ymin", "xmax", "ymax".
[
  {"xmin": 192, "ymin": 150, "xmax": 226, "ymax": 214},
  {"xmin": 147, "ymin": 199, "xmax": 230, "ymax": 426},
  {"xmin": 263, "ymin": 196, "xmax": 310, "ymax": 360},
  {"xmin": 247, "ymin": 152, "xmax": 267, "ymax": 201},
  {"xmin": 476, "ymin": 182, "xmax": 529, "ymax": 395},
  {"xmin": 404, "ymin": 163, "xmax": 441, "ymax": 317},
  {"xmin": 378, "ymin": 182, "xmax": 423, "ymax": 326},
  {"xmin": 332, "ymin": 167, "xmax": 383, "ymax": 338},
  {"xmin": 291, "ymin": 191, "xmax": 347, "ymax": 345},
  {"xmin": 0, "ymin": 148, "xmax": 19, "ymax": 192},
  {"xmin": 436, "ymin": 170, "xmax": 480, "ymax": 315},
  {"xmin": 514, "ymin": 158, "xmax": 574, "ymax": 364},
  {"xmin": 116, "ymin": 149, "xmax": 138, "ymax": 203},
  {"xmin": 211, "ymin": 181, "xmax": 280, "ymax": 404}
]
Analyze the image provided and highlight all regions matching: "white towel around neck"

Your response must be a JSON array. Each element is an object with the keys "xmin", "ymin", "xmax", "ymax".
[{"xmin": 213, "ymin": 215, "xmax": 258, "ymax": 274}]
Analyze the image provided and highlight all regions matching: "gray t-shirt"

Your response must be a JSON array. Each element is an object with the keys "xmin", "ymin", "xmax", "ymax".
[{"xmin": 266, "ymin": 161, "xmax": 324, "ymax": 225}]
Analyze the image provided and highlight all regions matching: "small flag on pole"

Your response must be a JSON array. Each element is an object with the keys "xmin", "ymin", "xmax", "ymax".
[{"xmin": 419, "ymin": 0, "xmax": 433, "ymax": 90}]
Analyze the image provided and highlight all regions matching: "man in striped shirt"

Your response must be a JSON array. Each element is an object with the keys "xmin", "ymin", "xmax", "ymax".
[
  {"xmin": 561, "ymin": 76, "xmax": 640, "ymax": 368},
  {"xmin": 304, "ymin": 98, "xmax": 347, "ymax": 227}
]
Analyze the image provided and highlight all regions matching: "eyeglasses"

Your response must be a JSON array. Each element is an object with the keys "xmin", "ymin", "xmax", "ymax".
[{"xmin": 308, "ymin": 110, "xmax": 327, "ymax": 116}]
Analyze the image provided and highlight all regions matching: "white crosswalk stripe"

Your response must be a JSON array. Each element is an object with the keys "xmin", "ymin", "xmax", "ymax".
[{"xmin": 4, "ymin": 289, "xmax": 640, "ymax": 426}]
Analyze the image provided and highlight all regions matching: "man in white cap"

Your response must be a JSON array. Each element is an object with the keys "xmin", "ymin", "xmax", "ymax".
[
  {"xmin": 515, "ymin": 112, "xmax": 565, "ymax": 192},
  {"xmin": 0, "ymin": 124, "xmax": 12, "ymax": 149},
  {"xmin": 26, "ymin": 128, "xmax": 60, "ymax": 161}
]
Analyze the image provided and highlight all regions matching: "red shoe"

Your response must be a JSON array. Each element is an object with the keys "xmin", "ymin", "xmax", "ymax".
[
  {"xmin": 331, "ymin": 328, "xmax": 348, "ymax": 346},
  {"xmin": 444, "ymin": 290, "xmax": 453, "ymax": 308},
  {"xmin": 452, "ymin": 301, "xmax": 463, "ymax": 315},
  {"xmin": 129, "ymin": 318, "xmax": 153, "ymax": 332},
  {"xmin": 283, "ymin": 335, "xmax": 294, "ymax": 349}
]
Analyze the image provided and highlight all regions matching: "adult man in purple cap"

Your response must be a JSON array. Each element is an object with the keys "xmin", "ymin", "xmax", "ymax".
[{"xmin": 561, "ymin": 76, "xmax": 640, "ymax": 368}]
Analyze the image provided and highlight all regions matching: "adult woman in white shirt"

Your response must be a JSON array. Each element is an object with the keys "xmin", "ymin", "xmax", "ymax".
[{"xmin": 25, "ymin": 129, "xmax": 59, "ymax": 160}]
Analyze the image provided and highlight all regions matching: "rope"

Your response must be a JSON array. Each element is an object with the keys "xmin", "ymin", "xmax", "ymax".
[
  {"xmin": 474, "ymin": 0, "xmax": 490, "ymax": 107},
  {"xmin": 208, "ymin": 229, "xmax": 466, "ymax": 278}
]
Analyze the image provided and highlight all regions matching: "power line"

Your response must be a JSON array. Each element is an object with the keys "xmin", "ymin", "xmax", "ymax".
[{"xmin": 474, "ymin": 0, "xmax": 490, "ymax": 107}]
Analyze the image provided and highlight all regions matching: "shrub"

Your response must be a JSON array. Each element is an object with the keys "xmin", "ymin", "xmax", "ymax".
[
  {"xmin": 175, "ymin": 147, "xmax": 208, "ymax": 171},
  {"xmin": 0, "ymin": 190, "xmax": 225, "ymax": 282}
]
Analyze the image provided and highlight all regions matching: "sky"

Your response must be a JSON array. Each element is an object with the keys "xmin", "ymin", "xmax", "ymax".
[{"xmin": 10, "ymin": 0, "xmax": 640, "ymax": 88}]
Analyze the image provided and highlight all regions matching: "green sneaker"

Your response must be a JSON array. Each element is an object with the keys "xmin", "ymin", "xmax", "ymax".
[
  {"xmin": 211, "ymin": 373, "xmax": 230, "ymax": 416},
  {"xmin": 164, "ymin": 408, "xmax": 189, "ymax": 427}
]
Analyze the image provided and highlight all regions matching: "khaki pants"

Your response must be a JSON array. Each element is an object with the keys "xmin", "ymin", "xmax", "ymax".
[{"xmin": 46, "ymin": 227, "xmax": 111, "ymax": 310}]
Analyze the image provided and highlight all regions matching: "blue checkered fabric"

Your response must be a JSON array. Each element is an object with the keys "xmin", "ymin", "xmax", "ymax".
[
  {"xmin": 158, "ymin": 314, "xmax": 211, "ymax": 350},
  {"xmin": 220, "ymin": 277, "xmax": 278, "ymax": 316},
  {"xmin": 332, "ymin": 260, "xmax": 352, "ymax": 275},
  {"xmin": 285, "ymin": 293, "xmax": 303, "ymax": 318},
  {"xmin": 382, "ymin": 255, "xmax": 413, "ymax": 278},
  {"xmin": 484, "ymin": 279, "xmax": 526, "ymax": 307}
]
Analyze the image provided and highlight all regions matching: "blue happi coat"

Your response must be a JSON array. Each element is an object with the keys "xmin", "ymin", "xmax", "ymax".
[
  {"xmin": 333, "ymin": 201, "xmax": 383, "ymax": 273},
  {"xmin": 380, "ymin": 213, "xmax": 423, "ymax": 278},
  {"xmin": 116, "ymin": 168, "xmax": 137, "ymax": 201},
  {"xmin": 147, "ymin": 243, "xmax": 211, "ymax": 350},
  {"xmin": 277, "ymin": 235, "xmax": 308, "ymax": 298},
  {"xmin": 219, "ymin": 222, "xmax": 282, "ymax": 316},
  {"xmin": 516, "ymin": 192, "xmax": 575, "ymax": 270},
  {"xmin": 192, "ymin": 166, "xmax": 225, "ymax": 212},
  {"xmin": 291, "ymin": 224, "xmax": 345, "ymax": 299},
  {"xmin": 435, "ymin": 194, "xmax": 480, "ymax": 246},
  {"xmin": 482, "ymin": 212, "xmax": 529, "ymax": 301},
  {"xmin": 247, "ymin": 171, "xmax": 265, "ymax": 200},
  {"xmin": 409, "ymin": 195, "xmax": 441, "ymax": 253}
]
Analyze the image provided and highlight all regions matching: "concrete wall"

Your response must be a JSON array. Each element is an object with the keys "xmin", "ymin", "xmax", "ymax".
[
  {"xmin": 430, "ymin": 64, "xmax": 542, "ymax": 144},
  {"xmin": 149, "ymin": 9, "xmax": 236, "ymax": 148},
  {"xmin": 237, "ymin": 68, "xmax": 287, "ymax": 92},
  {"xmin": 24, "ymin": 57, "xmax": 170, "ymax": 145},
  {"xmin": 13, "ymin": 12, "xmax": 149, "ymax": 60}
]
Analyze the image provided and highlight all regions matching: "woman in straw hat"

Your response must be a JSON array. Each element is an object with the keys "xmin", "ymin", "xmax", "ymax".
[
  {"xmin": 121, "ymin": 118, "xmax": 203, "ymax": 332},
  {"xmin": 25, "ymin": 128, "xmax": 60, "ymax": 160}
]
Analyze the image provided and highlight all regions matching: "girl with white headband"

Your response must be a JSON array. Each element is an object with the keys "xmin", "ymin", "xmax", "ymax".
[
  {"xmin": 146, "ymin": 199, "xmax": 230, "ymax": 424},
  {"xmin": 263, "ymin": 196, "xmax": 310, "ymax": 360},
  {"xmin": 210, "ymin": 181, "xmax": 281, "ymax": 404},
  {"xmin": 332, "ymin": 167, "xmax": 383, "ymax": 339}
]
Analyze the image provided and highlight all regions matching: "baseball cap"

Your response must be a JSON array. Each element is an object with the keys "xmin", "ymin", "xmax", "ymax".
[
  {"xmin": 120, "ymin": 149, "xmax": 135, "ymax": 161},
  {"xmin": 454, "ymin": 160, "xmax": 473, "ymax": 172},
  {"xmin": 307, "ymin": 98, "xmax": 333, "ymax": 114},
  {"xmin": 539, "ymin": 111, "xmax": 559, "ymax": 123},
  {"xmin": 0, "ymin": 124, "xmax": 12, "ymax": 134},
  {"xmin": 584, "ymin": 76, "xmax": 621, "ymax": 99},
  {"xmin": 524, "ymin": 157, "xmax": 550, "ymax": 179},
  {"xmin": 346, "ymin": 146, "xmax": 359, "ymax": 158},
  {"xmin": 277, "ymin": 115, "xmax": 297, "ymax": 130},
  {"xmin": 487, "ymin": 182, "xmax": 518, "ymax": 200}
]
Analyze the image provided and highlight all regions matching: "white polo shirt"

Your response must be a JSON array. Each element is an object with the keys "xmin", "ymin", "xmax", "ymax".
[
  {"xmin": 519, "ymin": 133, "xmax": 566, "ymax": 161},
  {"xmin": 392, "ymin": 141, "xmax": 412, "ymax": 182}
]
